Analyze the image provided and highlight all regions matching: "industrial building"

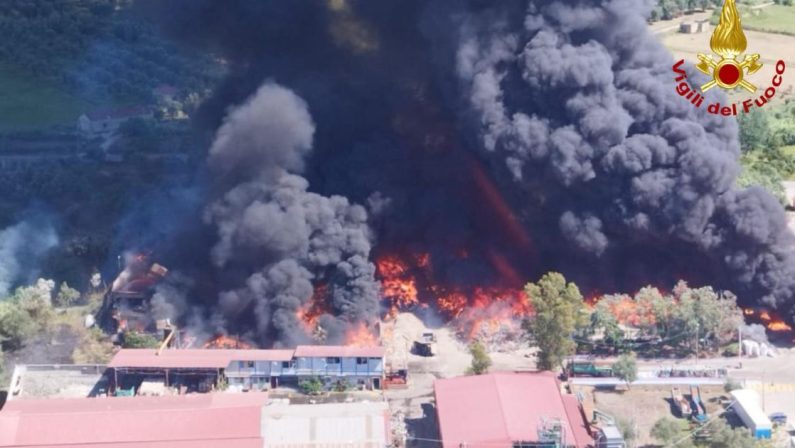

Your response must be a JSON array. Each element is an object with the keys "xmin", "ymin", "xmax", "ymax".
[
  {"xmin": 0, "ymin": 393, "xmax": 391, "ymax": 447},
  {"xmin": 108, "ymin": 345, "xmax": 385, "ymax": 395},
  {"xmin": 434, "ymin": 372, "xmax": 594, "ymax": 448},
  {"xmin": 261, "ymin": 401, "xmax": 390, "ymax": 447},
  {"xmin": 0, "ymin": 392, "xmax": 271, "ymax": 447},
  {"xmin": 730, "ymin": 389, "xmax": 773, "ymax": 439}
]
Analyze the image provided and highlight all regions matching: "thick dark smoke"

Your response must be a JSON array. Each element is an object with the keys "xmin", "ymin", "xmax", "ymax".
[
  {"xmin": 204, "ymin": 84, "xmax": 379, "ymax": 345},
  {"xmin": 131, "ymin": 0, "xmax": 795, "ymax": 337},
  {"xmin": 449, "ymin": 0, "xmax": 795, "ymax": 312}
]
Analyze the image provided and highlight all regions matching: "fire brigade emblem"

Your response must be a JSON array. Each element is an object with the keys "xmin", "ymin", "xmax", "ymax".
[{"xmin": 696, "ymin": 0, "xmax": 762, "ymax": 92}]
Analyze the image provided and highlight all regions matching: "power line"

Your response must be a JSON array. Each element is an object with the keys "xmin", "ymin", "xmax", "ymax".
[{"xmin": 570, "ymin": 327, "xmax": 694, "ymax": 349}]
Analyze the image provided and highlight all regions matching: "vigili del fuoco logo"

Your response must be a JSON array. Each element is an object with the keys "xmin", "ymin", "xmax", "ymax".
[{"xmin": 671, "ymin": 0, "xmax": 786, "ymax": 116}]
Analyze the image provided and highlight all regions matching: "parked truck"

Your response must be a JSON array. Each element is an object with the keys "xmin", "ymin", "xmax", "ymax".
[
  {"xmin": 689, "ymin": 385, "xmax": 707, "ymax": 424},
  {"xmin": 730, "ymin": 389, "xmax": 773, "ymax": 439},
  {"xmin": 671, "ymin": 387, "xmax": 691, "ymax": 418},
  {"xmin": 412, "ymin": 332, "xmax": 437, "ymax": 357},
  {"xmin": 568, "ymin": 360, "xmax": 614, "ymax": 377}
]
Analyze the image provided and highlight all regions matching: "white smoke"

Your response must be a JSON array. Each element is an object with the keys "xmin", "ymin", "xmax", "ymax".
[{"xmin": 0, "ymin": 217, "xmax": 58, "ymax": 297}]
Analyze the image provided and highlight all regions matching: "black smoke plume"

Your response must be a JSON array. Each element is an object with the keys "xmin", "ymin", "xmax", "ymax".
[
  {"xmin": 204, "ymin": 84, "xmax": 379, "ymax": 345},
  {"xmin": 132, "ymin": 0, "xmax": 795, "ymax": 338}
]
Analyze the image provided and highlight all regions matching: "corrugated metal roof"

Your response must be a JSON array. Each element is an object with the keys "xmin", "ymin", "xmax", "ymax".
[
  {"xmin": 0, "ymin": 393, "xmax": 268, "ymax": 447},
  {"xmin": 434, "ymin": 372, "xmax": 593, "ymax": 448},
  {"xmin": 261, "ymin": 401, "xmax": 390, "ymax": 447},
  {"xmin": 293, "ymin": 345, "xmax": 385, "ymax": 358},
  {"xmin": 109, "ymin": 348, "xmax": 295, "ymax": 369}
]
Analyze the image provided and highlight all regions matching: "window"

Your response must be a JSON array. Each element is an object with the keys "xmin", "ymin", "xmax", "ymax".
[
  {"xmin": 246, "ymin": 361, "xmax": 255, "ymax": 368},
  {"xmin": 326, "ymin": 357, "xmax": 341, "ymax": 364},
  {"xmin": 282, "ymin": 361, "xmax": 293, "ymax": 368},
  {"xmin": 356, "ymin": 357, "xmax": 368, "ymax": 365}
]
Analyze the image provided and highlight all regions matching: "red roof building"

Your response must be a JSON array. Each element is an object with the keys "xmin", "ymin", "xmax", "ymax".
[
  {"xmin": 434, "ymin": 372, "xmax": 594, "ymax": 448},
  {"xmin": 0, "ymin": 393, "xmax": 269, "ymax": 448},
  {"xmin": 109, "ymin": 348, "xmax": 295, "ymax": 369},
  {"xmin": 294, "ymin": 345, "xmax": 385, "ymax": 358},
  {"xmin": 107, "ymin": 346, "xmax": 387, "ymax": 393}
]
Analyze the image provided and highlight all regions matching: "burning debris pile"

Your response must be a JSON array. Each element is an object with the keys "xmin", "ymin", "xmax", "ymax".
[
  {"xmin": 122, "ymin": 0, "xmax": 795, "ymax": 347},
  {"xmin": 374, "ymin": 252, "xmax": 530, "ymax": 343},
  {"xmin": 744, "ymin": 308, "xmax": 794, "ymax": 334},
  {"xmin": 97, "ymin": 253, "xmax": 168, "ymax": 334}
]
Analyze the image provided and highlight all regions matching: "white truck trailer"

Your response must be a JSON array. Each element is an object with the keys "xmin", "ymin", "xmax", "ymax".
[{"xmin": 730, "ymin": 389, "xmax": 773, "ymax": 439}]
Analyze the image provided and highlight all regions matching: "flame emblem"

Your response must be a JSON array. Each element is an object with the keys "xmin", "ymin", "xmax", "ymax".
[{"xmin": 696, "ymin": 0, "xmax": 762, "ymax": 92}]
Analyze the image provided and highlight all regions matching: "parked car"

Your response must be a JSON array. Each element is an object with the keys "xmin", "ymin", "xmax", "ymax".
[{"xmin": 770, "ymin": 412, "xmax": 788, "ymax": 426}]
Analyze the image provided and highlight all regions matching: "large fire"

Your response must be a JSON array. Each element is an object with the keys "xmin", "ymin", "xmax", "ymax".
[
  {"xmin": 203, "ymin": 335, "xmax": 253, "ymax": 349},
  {"xmin": 296, "ymin": 284, "xmax": 330, "ymax": 335},
  {"xmin": 344, "ymin": 322, "xmax": 380, "ymax": 346},
  {"xmin": 376, "ymin": 255, "xmax": 419, "ymax": 311},
  {"xmin": 604, "ymin": 295, "xmax": 657, "ymax": 327},
  {"xmin": 374, "ymin": 251, "xmax": 530, "ymax": 340},
  {"xmin": 768, "ymin": 320, "xmax": 793, "ymax": 332},
  {"xmin": 742, "ymin": 308, "xmax": 794, "ymax": 333}
]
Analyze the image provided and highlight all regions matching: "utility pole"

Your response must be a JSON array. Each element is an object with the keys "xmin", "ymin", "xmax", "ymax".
[
  {"xmin": 695, "ymin": 322, "xmax": 699, "ymax": 367},
  {"xmin": 762, "ymin": 371, "xmax": 766, "ymax": 412},
  {"xmin": 738, "ymin": 325, "xmax": 742, "ymax": 364}
]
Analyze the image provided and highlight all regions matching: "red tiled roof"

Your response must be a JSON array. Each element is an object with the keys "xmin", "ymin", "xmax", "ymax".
[
  {"xmin": 294, "ymin": 345, "xmax": 385, "ymax": 358},
  {"xmin": 434, "ymin": 372, "xmax": 593, "ymax": 448},
  {"xmin": 109, "ymin": 348, "xmax": 295, "ymax": 369},
  {"xmin": 0, "ymin": 393, "xmax": 268, "ymax": 447}
]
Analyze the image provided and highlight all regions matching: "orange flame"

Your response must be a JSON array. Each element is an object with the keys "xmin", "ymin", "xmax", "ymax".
[
  {"xmin": 377, "ymin": 255, "xmax": 419, "ymax": 310},
  {"xmin": 296, "ymin": 284, "xmax": 330, "ymax": 334},
  {"xmin": 344, "ymin": 322, "xmax": 379, "ymax": 346},
  {"xmin": 375, "ymin": 251, "xmax": 532, "ymax": 341},
  {"xmin": 768, "ymin": 320, "xmax": 793, "ymax": 332},
  {"xmin": 203, "ymin": 335, "xmax": 253, "ymax": 349}
]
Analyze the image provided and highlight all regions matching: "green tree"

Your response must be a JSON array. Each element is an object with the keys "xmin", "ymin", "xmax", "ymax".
[
  {"xmin": 0, "ymin": 300, "xmax": 39, "ymax": 350},
  {"xmin": 55, "ymin": 282, "xmax": 81, "ymax": 307},
  {"xmin": 299, "ymin": 376, "xmax": 324, "ymax": 395},
  {"xmin": 671, "ymin": 282, "xmax": 744, "ymax": 354},
  {"xmin": 525, "ymin": 272, "xmax": 586, "ymax": 370},
  {"xmin": 590, "ymin": 299, "xmax": 626, "ymax": 353},
  {"xmin": 708, "ymin": 419, "xmax": 757, "ymax": 448},
  {"xmin": 122, "ymin": 330, "xmax": 160, "ymax": 349},
  {"xmin": 612, "ymin": 352, "xmax": 638, "ymax": 389},
  {"xmin": 616, "ymin": 417, "xmax": 638, "ymax": 448},
  {"xmin": 468, "ymin": 341, "xmax": 492, "ymax": 375},
  {"xmin": 738, "ymin": 152, "xmax": 787, "ymax": 205},
  {"xmin": 651, "ymin": 417, "xmax": 685, "ymax": 445},
  {"xmin": 14, "ymin": 279, "xmax": 55, "ymax": 328},
  {"xmin": 739, "ymin": 109, "xmax": 772, "ymax": 153},
  {"xmin": 724, "ymin": 378, "xmax": 742, "ymax": 393}
]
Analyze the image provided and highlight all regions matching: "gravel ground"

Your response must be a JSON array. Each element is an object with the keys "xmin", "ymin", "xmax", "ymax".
[{"xmin": 382, "ymin": 313, "xmax": 539, "ymax": 447}]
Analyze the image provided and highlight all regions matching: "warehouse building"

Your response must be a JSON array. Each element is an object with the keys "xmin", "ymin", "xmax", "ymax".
[
  {"xmin": 0, "ymin": 392, "xmax": 270, "ymax": 447},
  {"xmin": 108, "ymin": 345, "xmax": 385, "ymax": 395},
  {"xmin": 434, "ymin": 372, "xmax": 594, "ymax": 448},
  {"xmin": 0, "ymin": 393, "xmax": 391, "ymax": 447}
]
